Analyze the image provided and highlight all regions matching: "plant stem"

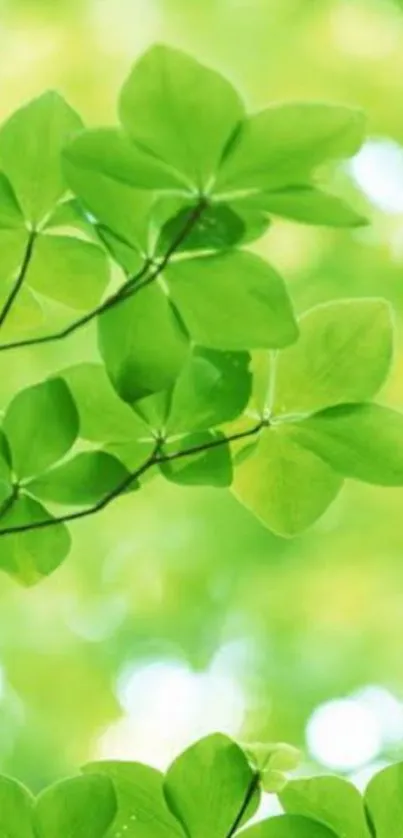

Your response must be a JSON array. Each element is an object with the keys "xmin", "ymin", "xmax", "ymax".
[
  {"xmin": 226, "ymin": 771, "xmax": 261, "ymax": 838},
  {"xmin": 0, "ymin": 419, "xmax": 265, "ymax": 537},
  {"xmin": 0, "ymin": 230, "xmax": 37, "ymax": 330},
  {"xmin": 0, "ymin": 199, "xmax": 208, "ymax": 354}
]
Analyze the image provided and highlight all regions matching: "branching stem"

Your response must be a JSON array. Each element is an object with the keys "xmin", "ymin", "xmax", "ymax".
[
  {"xmin": 0, "ymin": 230, "xmax": 37, "ymax": 330},
  {"xmin": 225, "ymin": 771, "xmax": 261, "ymax": 838},
  {"xmin": 0, "ymin": 199, "xmax": 207, "ymax": 354},
  {"xmin": 0, "ymin": 419, "xmax": 265, "ymax": 537}
]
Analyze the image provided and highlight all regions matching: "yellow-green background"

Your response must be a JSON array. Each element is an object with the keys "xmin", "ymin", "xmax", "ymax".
[{"xmin": 1, "ymin": 0, "xmax": 403, "ymax": 792}]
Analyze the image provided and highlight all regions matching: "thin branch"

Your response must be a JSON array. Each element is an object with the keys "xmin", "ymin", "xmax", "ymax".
[
  {"xmin": 0, "ymin": 260, "xmax": 151, "ymax": 353},
  {"xmin": 0, "ymin": 230, "xmax": 37, "ymax": 330},
  {"xmin": 0, "ymin": 199, "xmax": 208, "ymax": 354},
  {"xmin": 0, "ymin": 419, "xmax": 265, "ymax": 537},
  {"xmin": 225, "ymin": 771, "xmax": 261, "ymax": 838}
]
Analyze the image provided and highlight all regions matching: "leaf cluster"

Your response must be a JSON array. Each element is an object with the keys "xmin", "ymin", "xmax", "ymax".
[
  {"xmin": 0, "ymin": 732, "xmax": 400, "ymax": 838},
  {"xmin": 0, "ymin": 44, "xmax": 398, "ymax": 583}
]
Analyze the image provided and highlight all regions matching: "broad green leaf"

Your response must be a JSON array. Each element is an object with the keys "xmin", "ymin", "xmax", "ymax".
[
  {"xmin": 35, "ymin": 774, "xmax": 116, "ymax": 838},
  {"xmin": 64, "ymin": 127, "xmax": 186, "ymax": 191},
  {"xmin": 292, "ymin": 403, "xmax": 403, "ymax": 485},
  {"xmin": 160, "ymin": 431, "xmax": 233, "ymax": 487},
  {"xmin": 3, "ymin": 378, "xmax": 79, "ymax": 479},
  {"xmin": 65, "ymin": 154, "xmax": 154, "ymax": 253},
  {"xmin": 0, "ymin": 172, "xmax": 25, "ymax": 228},
  {"xmin": 163, "ymin": 733, "xmax": 259, "ymax": 838},
  {"xmin": 273, "ymin": 299, "xmax": 393, "ymax": 416},
  {"xmin": 27, "ymin": 234, "xmax": 110, "ymax": 310},
  {"xmin": 62, "ymin": 363, "xmax": 149, "ymax": 442},
  {"xmin": 0, "ymin": 91, "xmax": 83, "ymax": 225},
  {"xmin": 240, "ymin": 814, "xmax": 337, "ymax": 838},
  {"xmin": 98, "ymin": 284, "xmax": 188, "ymax": 404},
  {"xmin": 83, "ymin": 761, "xmax": 184, "ymax": 838},
  {"xmin": 167, "ymin": 347, "xmax": 252, "ymax": 435},
  {"xmin": 27, "ymin": 451, "xmax": 132, "ymax": 506},
  {"xmin": 251, "ymin": 186, "xmax": 367, "ymax": 227},
  {"xmin": 119, "ymin": 45, "xmax": 244, "ymax": 189},
  {"xmin": 0, "ymin": 495, "xmax": 71, "ymax": 585},
  {"xmin": 365, "ymin": 762, "xmax": 403, "ymax": 838},
  {"xmin": 233, "ymin": 424, "xmax": 342, "ymax": 536},
  {"xmin": 156, "ymin": 201, "xmax": 245, "ymax": 255},
  {"xmin": 281, "ymin": 776, "xmax": 370, "ymax": 838},
  {"xmin": 216, "ymin": 103, "xmax": 365, "ymax": 192},
  {"xmin": 62, "ymin": 363, "xmax": 155, "ymax": 469},
  {"xmin": 166, "ymin": 251, "xmax": 298, "ymax": 350},
  {"xmin": 0, "ymin": 775, "xmax": 34, "ymax": 838}
]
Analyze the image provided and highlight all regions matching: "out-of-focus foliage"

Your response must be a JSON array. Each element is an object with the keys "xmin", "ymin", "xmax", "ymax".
[{"xmin": 0, "ymin": 0, "xmax": 403, "ymax": 796}]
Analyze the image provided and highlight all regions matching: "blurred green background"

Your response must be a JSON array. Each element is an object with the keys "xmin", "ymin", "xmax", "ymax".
[{"xmin": 1, "ymin": 0, "xmax": 403, "ymax": 794}]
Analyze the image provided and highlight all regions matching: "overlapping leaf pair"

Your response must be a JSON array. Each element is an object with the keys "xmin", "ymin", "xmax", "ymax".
[
  {"xmin": 0, "ymin": 733, "xmax": 299, "ymax": 838},
  {"xmin": 0, "ymin": 43, "xmax": 400, "ymax": 583},
  {"xmin": 0, "ymin": 732, "xmax": 400, "ymax": 838}
]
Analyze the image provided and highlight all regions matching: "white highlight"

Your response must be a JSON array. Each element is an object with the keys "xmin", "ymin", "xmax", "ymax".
[
  {"xmin": 306, "ymin": 697, "xmax": 382, "ymax": 771},
  {"xmin": 97, "ymin": 656, "xmax": 245, "ymax": 770},
  {"xmin": 350, "ymin": 139, "xmax": 403, "ymax": 214}
]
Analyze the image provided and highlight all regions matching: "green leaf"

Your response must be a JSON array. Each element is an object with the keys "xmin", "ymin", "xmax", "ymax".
[
  {"xmin": 250, "ymin": 186, "xmax": 367, "ymax": 227},
  {"xmin": 273, "ymin": 299, "xmax": 393, "ymax": 416},
  {"xmin": 0, "ymin": 91, "xmax": 83, "ymax": 225},
  {"xmin": 62, "ymin": 363, "xmax": 149, "ymax": 442},
  {"xmin": 233, "ymin": 424, "xmax": 342, "ymax": 536},
  {"xmin": 365, "ymin": 762, "xmax": 403, "ymax": 838},
  {"xmin": 64, "ymin": 151, "xmax": 154, "ymax": 253},
  {"xmin": 292, "ymin": 403, "xmax": 403, "ymax": 485},
  {"xmin": 83, "ymin": 760, "xmax": 184, "ymax": 838},
  {"xmin": 156, "ymin": 201, "xmax": 245, "ymax": 255},
  {"xmin": 0, "ymin": 172, "xmax": 25, "ymax": 228},
  {"xmin": 216, "ymin": 103, "xmax": 365, "ymax": 192},
  {"xmin": 98, "ymin": 285, "xmax": 188, "ymax": 403},
  {"xmin": 62, "ymin": 363, "xmax": 155, "ymax": 470},
  {"xmin": 119, "ymin": 45, "xmax": 244, "ymax": 189},
  {"xmin": 240, "ymin": 814, "xmax": 337, "ymax": 838},
  {"xmin": 166, "ymin": 347, "xmax": 252, "ymax": 435},
  {"xmin": 27, "ymin": 451, "xmax": 133, "ymax": 506},
  {"xmin": 0, "ymin": 775, "xmax": 34, "ymax": 838},
  {"xmin": 64, "ymin": 126, "xmax": 186, "ymax": 191},
  {"xmin": 166, "ymin": 251, "xmax": 298, "ymax": 350},
  {"xmin": 163, "ymin": 733, "xmax": 259, "ymax": 838},
  {"xmin": 3, "ymin": 378, "xmax": 79, "ymax": 479},
  {"xmin": 27, "ymin": 233, "xmax": 110, "ymax": 309},
  {"xmin": 35, "ymin": 774, "xmax": 116, "ymax": 838},
  {"xmin": 160, "ymin": 431, "xmax": 233, "ymax": 487},
  {"xmin": 281, "ymin": 776, "xmax": 370, "ymax": 838},
  {"xmin": 0, "ymin": 495, "xmax": 71, "ymax": 585}
]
